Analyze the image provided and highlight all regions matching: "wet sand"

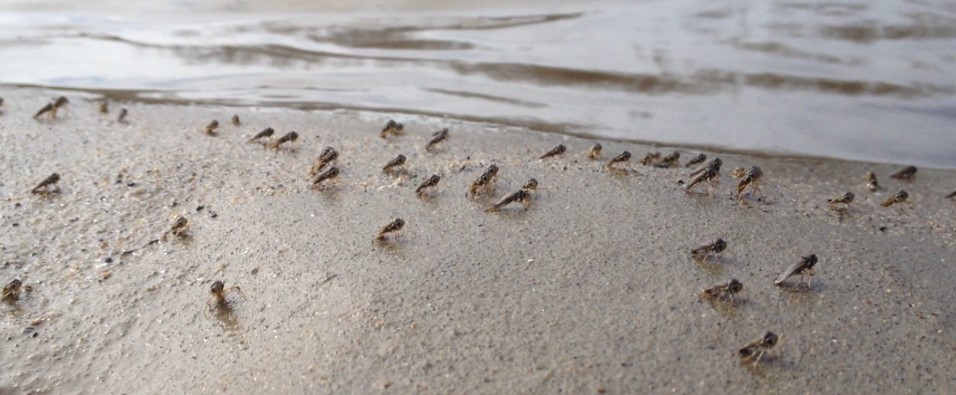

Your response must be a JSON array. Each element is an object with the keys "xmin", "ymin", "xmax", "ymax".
[{"xmin": 1, "ymin": 89, "xmax": 954, "ymax": 394}]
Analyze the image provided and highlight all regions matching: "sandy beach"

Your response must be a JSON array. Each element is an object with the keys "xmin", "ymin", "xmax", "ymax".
[{"xmin": 1, "ymin": 89, "xmax": 954, "ymax": 393}]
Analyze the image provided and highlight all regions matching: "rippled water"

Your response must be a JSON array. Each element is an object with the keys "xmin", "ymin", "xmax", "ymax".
[{"xmin": 1, "ymin": 0, "xmax": 954, "ymax": 167}]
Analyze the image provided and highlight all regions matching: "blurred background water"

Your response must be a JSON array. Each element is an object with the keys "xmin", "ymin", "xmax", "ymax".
[{"xmin": 1, "ymin": 0, "xmax": 954, "ymax": 167}]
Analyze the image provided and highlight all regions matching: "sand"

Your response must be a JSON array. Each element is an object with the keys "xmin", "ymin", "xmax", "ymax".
[{"xmin": 0, "ymin": 88, "xmax": 954, "ymax": 394}]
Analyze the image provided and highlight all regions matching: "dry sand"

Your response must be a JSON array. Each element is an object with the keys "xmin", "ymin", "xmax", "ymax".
[{"xmin": 1, "ymin": 89, "xmax": 954, "ymax": 394}]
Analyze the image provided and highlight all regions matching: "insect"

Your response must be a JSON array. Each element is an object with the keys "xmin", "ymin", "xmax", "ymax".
[
  {"xmin": 586, "ymin": 143, "xmax": 602, "ymax": 159},
  {"xmin": 415, "ymin": 174, "xmax": 442, "ymax": 197},
  {"xmin": 382, "ymin": 154, "xmax": 407, "ymax": 174},
  {"xmin": 739, "ymin": 331, "xmax": 778, "ymax": 366},
  {"xmin": 312, "ymin": 166, "xmax": 340, "ymax": 189},
  {"xmin": 99, "ymin": 101, "xmax": 109, "ymax": 113},
  {"xmin": 468, "ymin": 164, "xmax": 499, "ymax": 197},
  {"xmin": 268, "ymin": 131, "xmax": 298, "ymax": 149},
  {"xmin": 685, "ymin": 158, "xmax": 722, "ymax": 193},
  {"xmin": 539, "ymin": 144, "xmax": 566, "ymax": 160},
  {"xmin": 376, "ymin": 218, "xmax": 405, "ymax": 240},
  {"xmin": 522, "ymin": 178, "xmax": 538, "ymax": 192},
  {"xmin": 702, "ymin": 279, "xmax": 743, "ymax": 304},
  {"xmin": 248, "ymin": 127, "xmax": 275, "ymax": 143},
  {"xmin": 735, "ymin": 166, "xmax": 763, "ymax": 197},
  {"xmin": 209, "ymin": 280, "xmax": 243, "ymax": 307},
  {"xmin": 425, "ymin": 128, "xmax": 448, "ymax": 151},
  {"xmin": 865, "ymin": 171, "xmax": 879, "ymax": 191},
  {"xmin": 684, "ymin": 153, "xmax": 706, "ymax": 168},
  {"xmin": 205, "ymin": 120, "xmax": 219, "ymax": 135},
  {"xmin": 486, "ymin": 189, "xmax": 532, "ymax": 212},
  {"xmin": 169, "ymin": 216, "xmax": 189, "ymax": 238},
  {"xmin": 654, "ymin": 151, "xmax": 680, "ymax": 168},
  {"xmin": 2, "ymin": 279, "xmax": 23, "ymax": 301},
  {"xmin": 117, "ymin": 108, "xmax": 128, "ymax": 123},
  {"xmin": 827, "ymin": 192, "xmax": 855, "ymax": 210},
  {"xmin": 310, "ymin": 146, "xmax": 339, "ymax": 176},
  {"xmin": 881, "ymin": 190, "xmax": 909, "ymax": 207},
  {"xmin": 691, "ymin": 238, "xmax": 727, "ymax": 262},
  {"xmin": 639, "ymin": 151, "xmax": 661, "ymax": 166},
  {"xmin": 775, "ymin": 254, "xmax": 818, "ymax": 287},
  {"xmin": 31, "ymin": 173, "xmax": 61, "ymax": 194},
  {"xmin": 890, "ymin": 165, "xmax": 917, "ymax": 180},
  {"xmin": 231, "ymin": 114, "xmax": 241, "ymax": 126},
  {"xmin": 33, "ymin": 96, "xmax": 69, "ymax": 119},
  {"xmin": 947, "ymin": 190, "xmax": 956, "ymax": 199},
  {"xmin": 380, "ymin": 119, "xmax": 404, "ymax": 138},
  {"xmin": 604, "ymin": 151, "xmax": 631, "ymax": 171}
]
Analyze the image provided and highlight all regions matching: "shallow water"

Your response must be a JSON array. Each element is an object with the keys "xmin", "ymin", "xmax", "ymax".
[{"xmin": 1, "ymin": 0, "xmax": 954, "ymax": 167}]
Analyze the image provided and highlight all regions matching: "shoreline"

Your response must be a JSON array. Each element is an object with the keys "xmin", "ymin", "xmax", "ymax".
[{"xmin": 1, "ymin": 88, "xmax": 954, "ymax": 393}]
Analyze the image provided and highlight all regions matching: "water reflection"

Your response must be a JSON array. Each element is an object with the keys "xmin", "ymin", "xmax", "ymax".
[{"xmin": 0, "ymin": 0, "xmax": 953, "ymax": 167}]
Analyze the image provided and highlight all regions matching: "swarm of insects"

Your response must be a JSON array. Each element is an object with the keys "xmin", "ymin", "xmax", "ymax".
[
  {"xmin": 376, "ymin": 218, "xmax": 405, "ymax": 240},
  {"xmin": 425, "ymin": 128, "xmax": 448, "ymax": 151},
  {"xmin": 702, "ymin": 279, "xmax": 743, "ymax": 304},
  {"xmin": 890, "ymin": 165, "xmax": 917, "ymax": 180},
  {"xmin": 268, "ymin": 131, "xmax": 298, "ymax": 149},
  {"xmin": 380, "ymin": 119, "xmax": 404, "ymax": 138},
  {"xmin": 539, "ymin": 144, "xmax": 566, "ymax": 160},
  {"xmin": 468, "ymin": 164, "xmax": 499, "ymax": 197},
  {"xmin": 881, "ymin": 190, "xmax": 909, "ymax": 207},
  {"xmin": 691, "ymin": 238, "xmax": 727, "ymax": 262},
  {"xmin": 248, "ymin": 127, "xmax": 275, "ymax": 143},
  {"xmin": 684, "ymin": 153, "xmax": 706, "ymax": 168},
  {"xmin": 604, "ymin": 151, "xmax": 631, "ymax": 172},
  {"xmin": 310, "ymin": 146, "xmax": 339, "ymax": 176},
  {"xmin": 827, "ymin": 192, "xmax": 855, "ymax": 210},
  {"xmin": 739, "ymin": 331, "xmax": 778, "ymax": 366},
  {"xmin": 205, "ymin": 120, "xmax": 219, "ymax": 135},
  {"xmin": 415, "ymin": 174, "xmax": 442, "ymax": 197},
  {"xmin": 33, "ymin": 96, "xmax": 69, "ymax": 119},
  {"xmin": 31, "ymin": 173, "xmax": 61, "ymax": 194},
  {"xmin": 586, "ymin": 143, "xmax": 602, "ymax": 160},
  {"xmin": 775, "ymin": 254, "xmax": 818, "ymax": 287}
]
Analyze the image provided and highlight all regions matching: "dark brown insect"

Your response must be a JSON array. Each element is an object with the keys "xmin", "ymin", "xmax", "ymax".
[
  {"xmin": 415, "ymin": 174, "xmax": 442, "ymax": 197},
  {"xmin": 248, "ymin": 127, "xmax": 275, "ymax": 143},
  {"xmin": 539, "ymin": 144, "xmax": 567, "ymax": 160},
  {"xmin": 735, "ymin": 166, "xmax": 763, "ymax": 197},
  {"xmin": 775, "ymin": 254, "xmax": 818, "ymax": 287},
  {"xmin": 946, "ymin": 190, "xmax": 956, "ymax": 199},
  {"xmin": 881, "ymin": 190, "xmax": 909, "ymax": 207},
  {"xmin": 654, "ymin": 151, "xmax": 680, "ymax": 168},
  {"xmin": 33, "ymin": 96, "xmax": 69, "ymax": 119},
  {"xmin": 684, "ymin": 153, "xmax": 706, "ymax": 168},
  {"xmin": 169, "ymin": 216, "xmax": 190, "ymax": 238},
  {"xmin": 486, "ymin": 189, "xmax": 532, "ymax": 212},
  {"xmin": 2, "ymin": 279, "xmax": 22, "ymax": 301},
  {"xmin": 425, "ymin": 128, "xmax": 448, "ymax": 151},
  {"xmin": 312, "ymin": 166, "xmax": 340, "ymax": 188},
  {"xmin": 890, "ymin": 165, "xmax": 917, "ymax": 180},
  {"xmin": 268, "ymin": 131, "xmax": 299, "ymax": 149},
  {"xmin": 864, "ymin": 171, "xmax": 879, "ymax": 192},
  {"xmin": 702, "ymin": 279, "xmax": 743, "ymax": 304},
  {"xmin": 99, "ymin": 101, "xmax": 109, "ymax": 113},
  {"xmin": 205, "ymin": 120, "xmax": 219, "ymax": 135},
  {"xmin": 231, "ymin": 114, "xmax": 241, "ymax": 126},
  {"xmin": 376, "ymin": 218, "xmax": 405, "ymax": 240},
  {"xmin": 739, "ymin": 332, "xmax": 778, "ymax": 366},
  {"xmin": 468, "ymin": 164, "xmax": 499, "ymax": 197},
  {"xmin": 380, "ymin": 119, "xmax": 404, "ymax": 138},
  {"xmin": 685, "ymin": 158, "xmax": 722, "ymax": 193},
  {"xmin": 586, "ymin": 143, "xmax": 602, "ymax": 160},
  {"xmin": 691, "ymin": 238, "xmax": 727, "ymax": 261},
  {"xmin": 209, "ymin": 280, "xmax": 242, "ymax": 307},
  {"xmin": 310, "ymin": 146, "xmax": 339, "ymax": 176},
  {"xmin": 827, "ymin": 192, "xmax": 855, "ymax": 210},
  {"xmin": 604, "ymin": 151, "xmax": 631, "ymax": 171},
  {"xmin": 382, "ymin": 154, "xmax": 407, "ymax": 174},
  {"xmin": 117, "ymin": 108, "xmax": 128, "ymax": 123},
  {"xmin": 31, "ymin": 173, "xmax": 61, "ymax": 194},
  {"xmin": 523, "ymin": 178, "xmax": 538, "ymax": 192},
  {"xmin": 639, "ymin": 151, "xmax": 661, "ymax": 166}
]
